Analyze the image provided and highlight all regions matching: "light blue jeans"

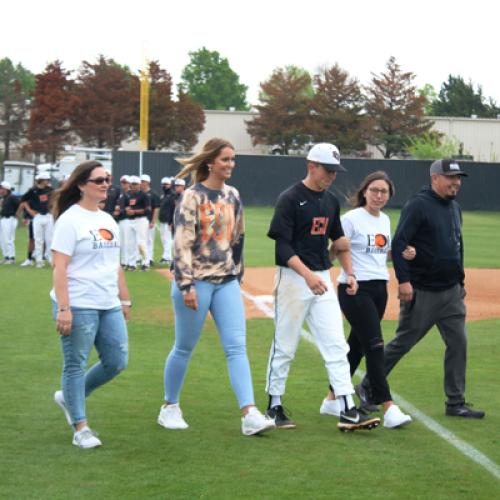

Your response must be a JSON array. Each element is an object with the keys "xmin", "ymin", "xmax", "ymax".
[
  {"xmin": 165, "ymin": 279, "xmax": 255, "ymax": 409},
  {"xmin": 53, "ymin": 303, "xmax": 129, "ymax": 425}
]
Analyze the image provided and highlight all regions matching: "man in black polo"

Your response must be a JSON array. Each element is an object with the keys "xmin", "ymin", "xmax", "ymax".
[{"xmin": 0, "ymin": 181, "xmax": 20, "ymax": 264}]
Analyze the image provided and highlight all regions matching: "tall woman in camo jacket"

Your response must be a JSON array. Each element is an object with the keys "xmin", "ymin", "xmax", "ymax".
[{"xmin": 157, "ymin": 138, "xmax": 275, "ymax": 436}]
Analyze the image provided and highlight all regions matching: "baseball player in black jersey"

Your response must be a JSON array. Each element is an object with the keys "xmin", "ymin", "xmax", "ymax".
[
  {"xmin": 265, "ymin": 143, "xmax": 380, "ymax": 432},
  {"xmin": 158, "ymin": 177, "xmax": 173, "ymax": 264},
  {"xmin": 21, "ymin": 172, "xmax": 54, "ymax": 268},
  {"xmin": 0, "ymin": 181, "xmax": 20, "ymax": 263},
  {"xmin": 140, "ymin": 174, "xmax": 161, "ymax": 266}
]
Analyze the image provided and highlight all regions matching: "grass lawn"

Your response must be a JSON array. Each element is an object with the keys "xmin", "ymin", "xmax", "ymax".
[{"xmin": 1, "ymin": 208, "xmax": 499, "ymax": 499}]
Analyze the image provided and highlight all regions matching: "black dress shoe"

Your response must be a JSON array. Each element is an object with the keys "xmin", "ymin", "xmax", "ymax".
[{"xmin": 445, "ymin": 403, "xmax": 485, "ymax": 419}]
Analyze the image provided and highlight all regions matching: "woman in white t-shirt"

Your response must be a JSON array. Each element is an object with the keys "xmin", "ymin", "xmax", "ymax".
[
  {"xmin": 50, "ymin": 160, "xmax": 132, "ymax": 449},
  {"xmin": 322, "ymin": 171, "xmax": 414, "ymax": 428}
]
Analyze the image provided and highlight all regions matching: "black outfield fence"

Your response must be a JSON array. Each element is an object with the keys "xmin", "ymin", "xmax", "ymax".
[{"xmin": 112, "ymin": 151, "xmax": 500, "ymax": 211}]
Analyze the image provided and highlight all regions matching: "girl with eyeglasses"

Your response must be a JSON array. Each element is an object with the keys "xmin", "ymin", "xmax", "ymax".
[
  {"xmin": 321, "ymin": 171, "xmax": 414, "ymax": 428},
  {"xmin": 50, "ymin": 160, "xmax": 131, "ymax": 448}
]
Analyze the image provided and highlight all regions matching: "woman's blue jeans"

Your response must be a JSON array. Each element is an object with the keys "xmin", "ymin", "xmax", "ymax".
[
  {"xmin": 165, "ymin": 279, "xmax": 255, "ymax": 409},
  {"xmin": 53, "ymin": 303, "xmax": 129, "ymax": 425}
]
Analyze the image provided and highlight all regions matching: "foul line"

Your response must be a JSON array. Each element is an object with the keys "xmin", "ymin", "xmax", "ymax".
[{"xmin": 242, "ymin": 290, "xmax": 500, "ymax": 481}]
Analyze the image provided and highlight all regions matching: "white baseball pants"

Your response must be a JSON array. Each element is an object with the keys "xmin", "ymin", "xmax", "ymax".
[
  {"xmin": 146, "ymin": 223, "xmax": 156, "ymax": 263},
  {"xmin": 119, "ymin": 219, "xmax": 130, "ymax": 266},
  {"xmin": 128, "ymin": 217, "xmax": 148, "ymax": 266},
  {"xmin": 0, "ymin": 216, "xmax": 18, "ymax": 258},
  {"xmin": 266, "ymin": 266, "xmax": 354, "ymax": 397},
  {"xmin": 159, "ymin": 223, "xmax": 172, "ymax": 261},
  {"xmin": 33, "ymin": 213, "xmax": 53, "ymax": 264}
]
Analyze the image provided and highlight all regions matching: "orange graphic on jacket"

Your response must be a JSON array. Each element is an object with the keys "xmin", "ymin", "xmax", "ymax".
[
  {"xmin": 311, "ymin": 217, "xmax": 329, "ymax": 235},
  {"xmin": 199, "ymin": 202, "xmax": 235, "ymax": 242}
]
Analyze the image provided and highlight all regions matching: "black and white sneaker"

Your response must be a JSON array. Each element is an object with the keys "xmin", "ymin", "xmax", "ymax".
[
  {"xmin": 355, "ymin": 383, "xmax": 379, "ymax": 413},
  {"xmin": 337, "ymin": 407, "xmax": 381, "ymax": 432},
  {"xmin": 266, "ymin": 405, "xmax": 296, "ymax": 429},
  {"xmin": 445, "ymin": 403, "xmax": 485, "ymax": 419}
]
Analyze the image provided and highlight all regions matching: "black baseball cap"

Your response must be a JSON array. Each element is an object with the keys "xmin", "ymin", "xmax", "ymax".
[{"xmin": 430, "ymin": 159, "xmax": 468, "ymax": 177}]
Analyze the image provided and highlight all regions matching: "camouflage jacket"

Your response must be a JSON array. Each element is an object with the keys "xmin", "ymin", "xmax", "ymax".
[{"xmin": 173, "ymin": 183, "xmax": 244, "ymax": 293}]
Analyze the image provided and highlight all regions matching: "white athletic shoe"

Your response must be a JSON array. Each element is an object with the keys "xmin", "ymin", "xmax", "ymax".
[
  {"xmin": 319, "ymin": 398, "xmax": 341, "ymax": 417},
  {"xmin": 36, "ymin": 261, "xmax": 44, "ymax": 268},
  {"xmin": 157, "ymin": 403, "xmax": 189, "ymax": 429},
  {"xmin": 20, "ymin": 259, "xmax": 34, "ymax": 267},
  {"xmin": 241, "ymin": 407, "xmax": 276, "ymax": 436},
  {"xmin": 72, "ymin": 427, "xmax": 102, "ymax": 449},
  {"xmin": 383, "ymin": 404, "xmax": 412, "ymax": 428},
  {"xmin": 54, "ymin": 390, "xmax": 73, "ymax": 426}
]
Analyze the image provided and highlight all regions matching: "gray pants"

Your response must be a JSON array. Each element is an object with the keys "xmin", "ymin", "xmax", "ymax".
[{"xmin": 363, "ymin": 283, "xmax": 467, "ymax": 405}]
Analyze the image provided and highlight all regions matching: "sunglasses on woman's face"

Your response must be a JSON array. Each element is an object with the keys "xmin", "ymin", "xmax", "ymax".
[{"xmin": 86, "ymin": 176, "xmax": 111, "ymax": 185}]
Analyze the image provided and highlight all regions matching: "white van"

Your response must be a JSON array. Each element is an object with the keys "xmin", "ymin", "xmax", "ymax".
[{"xmin": 2, "ymin": 161, "xmax": 36, "ymax": 195}]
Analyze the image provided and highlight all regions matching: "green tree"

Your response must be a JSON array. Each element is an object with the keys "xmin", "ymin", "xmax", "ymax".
[
  {"xmin": 71, "ymin": 55, "xmax": 139, "ymax": 149},
  {"xmin": 25, "ymin": 61, "xmax": 78, "ymax": 162},
  {"xmin": 406, "ymin": 132, "xmax": 459, "ymax": 160},
  {"xmin": 0, "ymin": 58, "xmax": 35, "ymax": 160},
  {"xmin": 180, "ymin": 47, "xmax": 248, "ymax": 110},
  {"xmin": 419, "ymin": 83, "xmax": 438, "ymax": 115},
  {"xmin": 311, "ymin": 64, "xmax": 367, "ymax": 154},
  {"xmin": 246, "ymin": 66, "xmax": 313, "ymax": 154},
  {"xmin": 431, "ymin": 75, "xmax": 489, "ymax": 117},
  {"xmin": 365, "ymin": 56, "xmax": 432, "ymax": 158}
]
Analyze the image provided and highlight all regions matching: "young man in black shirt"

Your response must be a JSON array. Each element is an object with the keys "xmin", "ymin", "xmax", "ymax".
[
  {"xmin": 265, "ymin": 143, "xmax": 380, "ymax": 432},
  {"xmin": 21, "ymin": 172, "xmax": 53, "ymax": 268},
  {"xmin": 140, "ymin": 174, "xmax": 161, "ymax": 266},
  {"xmin": 0, "ymin": 181, "xmax": 20, "ymax": 264},
  {"xmin": 158, "ymin": 177, "xmax": 173, "ymax": 264}
]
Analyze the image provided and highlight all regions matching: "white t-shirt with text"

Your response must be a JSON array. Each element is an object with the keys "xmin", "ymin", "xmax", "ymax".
[
  {"xmin": 50, "ymin": 204, "xmax": 121, "ymax": 309},
  {"xmin": 338, "ymin": 207, "xmax": 391, "ymax": 283}
]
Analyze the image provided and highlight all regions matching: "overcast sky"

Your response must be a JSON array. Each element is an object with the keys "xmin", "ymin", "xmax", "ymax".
[{"xmin": 3, "ymin": 0, "xmax": 499, "ymax": 106}]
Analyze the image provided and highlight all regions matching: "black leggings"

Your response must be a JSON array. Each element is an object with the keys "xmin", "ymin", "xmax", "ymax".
[{"xmin": 338, "ymin": 280, "xmax": 391, "ymax": 404}]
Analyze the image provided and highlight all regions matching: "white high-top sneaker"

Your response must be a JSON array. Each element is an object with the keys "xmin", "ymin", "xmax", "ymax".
[
  {"xmin": 241, "ymin": 407, "xmax": 276, "ymax": 436},
  {"xmin": 157, "ymin": 403, "xmax": 189, "ymax": 429}
]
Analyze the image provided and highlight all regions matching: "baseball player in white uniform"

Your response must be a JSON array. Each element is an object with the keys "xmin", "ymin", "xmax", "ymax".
[{"xmin": 265, "ymin": 143, "xmax": 381, "ymax": 432}]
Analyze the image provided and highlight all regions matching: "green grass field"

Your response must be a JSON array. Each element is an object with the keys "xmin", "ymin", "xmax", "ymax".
[{"xmin": 1, "ymin": 209, "xmax": 499, "ymax": 499}]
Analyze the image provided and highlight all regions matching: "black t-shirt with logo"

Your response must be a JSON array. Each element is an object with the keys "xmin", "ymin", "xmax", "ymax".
[
  {"xmin": 1, "ymin": 194, "xmax": 20, "ymax": 217},
  {"xmin": 268, "ymin": 182, "xmax": 344, "ymax": 271},
  {"xmin": 144, "ymin": 190, "xmax": 161, "ymax": 222},
  {"xmin": 126, "ymin": 190, "xmax": 150, "ymax": 219},
  {"xmin": 22, "ymin": 186, "xmax": 53, "ymax": 215}
]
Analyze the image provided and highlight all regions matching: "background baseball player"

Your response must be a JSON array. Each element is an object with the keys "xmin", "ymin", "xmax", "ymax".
[
  {"xmin": 140, "ymin": 174, "xmax": 160, "ymax": 266},
  {"xmin": 0, "ymin": 181, "xmax": 20, "ymax": 264},
  {"xmin": 21, "ymin": 172, "xmax": 53, "ymax": 268},
  {"xmin": 265, "ymin": 143, "xmax": 380, "ymax": 432},
  {"xmin": 158, "ymin": 177, "xmax": 173, "ymax": 264}
]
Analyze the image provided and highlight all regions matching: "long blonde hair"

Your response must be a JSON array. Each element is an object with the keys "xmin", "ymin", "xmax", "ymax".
[{"xmin": 176, "ymin": 138, "xmax": 234, "ymax": 185}]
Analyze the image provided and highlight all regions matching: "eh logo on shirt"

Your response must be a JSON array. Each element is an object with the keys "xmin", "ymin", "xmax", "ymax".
[{"xmin": 310, "ymin": 217, "xmax": 329, "ymax": 235}]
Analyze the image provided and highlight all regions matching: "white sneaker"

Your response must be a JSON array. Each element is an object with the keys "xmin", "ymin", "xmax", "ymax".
[
  {"xmin": 383, "ymin": 404, "xmax": 412, "ymax": 428},
  {"xmin": 157, "ymin": 403, "xmax": 189, "ymax": 429},
  {"xmin": 241, "ymin": 407, "xmax": 276, "ymax": 436},
  {"xmin": 20, "ymin": 259, "xmax": 34, "ymax": 267},
  {"xmin": 72, "ymin": 427, "xmax": 102, "ymax": 448},
  {"xmin": 36, "ymin": 261, "xmax": 44, "ymax": 268},
  {"xmin": 54, "ymin": 390, "xmax": 73, "ymax": 426},
  {"xmin": 320, "ymin": 398, "xmax": 341, "ymax": 417}
]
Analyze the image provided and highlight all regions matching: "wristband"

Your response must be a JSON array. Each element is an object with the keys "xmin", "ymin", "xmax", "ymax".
[
  {"xmin": 58, "ymin": 306, "xmax": 70, "ymax": 312},
  {"xmin": 121, "ymin": 299, "xmax": 132, "ymax": 307}
]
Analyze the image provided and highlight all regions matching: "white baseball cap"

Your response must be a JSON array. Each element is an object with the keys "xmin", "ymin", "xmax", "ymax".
[
  {"xmin": 306, "ymin": 143, "xmax": 346, "ymax": 172},
  {"xmin": 140, "ymin": 174, "xmax": 151, "ymax": 183},
  {"xmin": 120, "ymin": 175, "xmax": 131, "ymax": 182},
  {"xmin": 0, "ymin": 180, "xmax": 11, "ymax": 190},
  {"xmin": 36, "ymin": 171, "xmax": 51, "ymax": 180},
  {"xmin": 161, "ymin": 177, "xmax": 172, "ymax": 184},
  {"xmin": 129, "ymin": 175, "xmax": 141, "ymax": 184},
  {"xmin": 174, "ymin": 178, "xmax": 186, "ymax": 186}
]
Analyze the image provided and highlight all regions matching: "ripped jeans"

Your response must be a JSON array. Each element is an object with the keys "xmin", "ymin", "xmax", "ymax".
[
  {"xmin": 53, "ymin": 303, "xmax": 129, "ymax": 425},
  {"xmin": 338, "ymin": 280, "xmax": 391, "ymax": 404}
]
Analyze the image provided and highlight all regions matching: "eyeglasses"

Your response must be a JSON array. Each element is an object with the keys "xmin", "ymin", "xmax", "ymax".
[
  {"xmin": 87, "ymin": 177, "xmax": 111, "ymax": 185},
  {"xmin": 368, "ymin": 187, "xmax": 390, "ymax": 196}
]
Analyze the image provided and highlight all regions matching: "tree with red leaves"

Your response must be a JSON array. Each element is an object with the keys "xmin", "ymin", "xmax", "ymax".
[
  {"xmin": 246, "ymin": 66, "xmax": 313, "ymax": 154},
  {"xmin": 25, "ymin": 61, "xmax": 78, "ymax": 162},
  {"xmin": 311, "ymin": 64, "xmax": 367, "ymax": 154},
  {"xmin": 71, "ymin": 55, "xmax": 139, "ymax": 149},
  {"xmin": 365, "ymin": 56, "xmax": 432, "ymax": 158}
]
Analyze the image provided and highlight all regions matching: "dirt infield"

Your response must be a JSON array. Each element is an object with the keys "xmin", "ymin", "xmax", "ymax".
[{"xmin": 157, "ymin": 268, "xmax": 500, "ymax": 321}]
